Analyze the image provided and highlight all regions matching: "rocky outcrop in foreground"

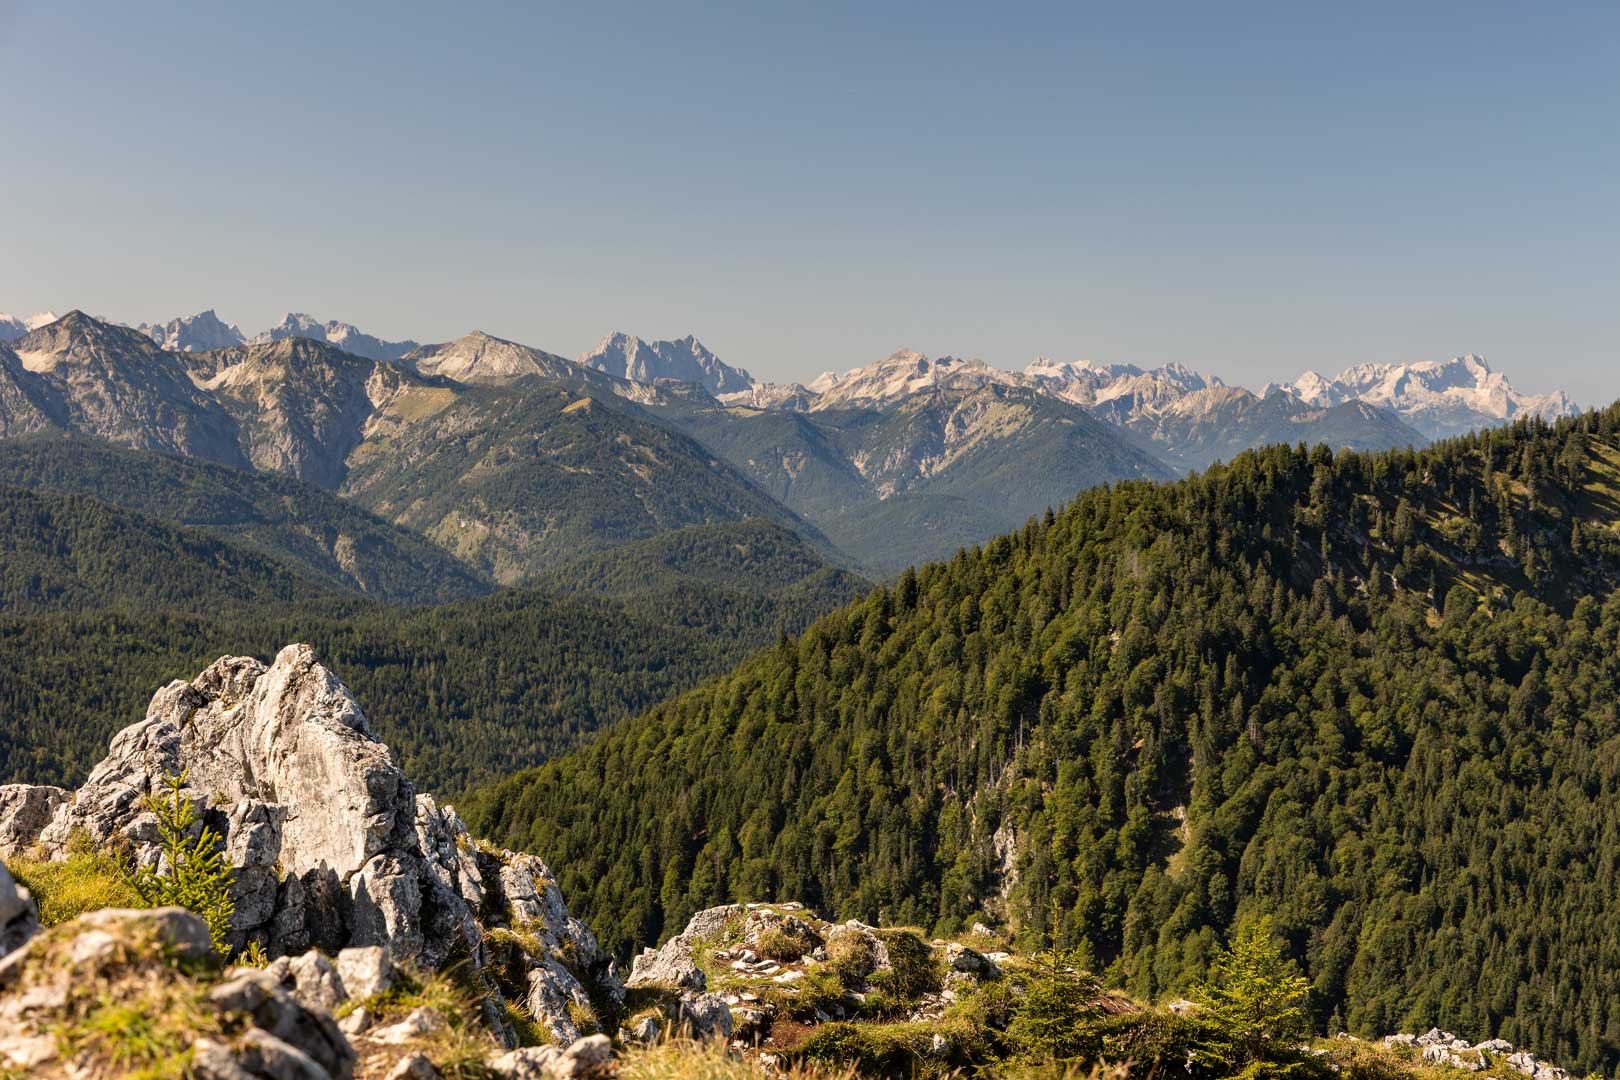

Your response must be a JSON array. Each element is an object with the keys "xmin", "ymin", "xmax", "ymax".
[
  {"xmin": 1379, "ymin": 1028, "xmax": 1571, "ymax": 1079},
  {"xmin": 0, "ymin": 644, "xmax": 621, "ymax": 1048}
]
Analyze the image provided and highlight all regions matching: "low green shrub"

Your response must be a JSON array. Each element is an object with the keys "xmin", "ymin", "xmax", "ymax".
[
  {"xmin": 127, "ymin": 771, "xmax": 235, "ymax": 956},
  {"xmin": 795, "ymin": 1022, "xmax": 947, "ymax": 1079},
  {"xmin": 1007, "ymin": 949, "xmax": 1104, "ymax": 1063},
  {"xmin": 867, "ymin": 930, "xmax": 942, "ymax": 1013}
]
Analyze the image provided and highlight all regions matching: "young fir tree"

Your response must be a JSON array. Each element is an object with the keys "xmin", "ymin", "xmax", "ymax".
[
  {"xmin": 127, "ymin": 770, "xmax": 236, "ymax": 956},
  {"xmin": 1193, "ymin": 916, "xmax": 1312, "ymax": 1065}
]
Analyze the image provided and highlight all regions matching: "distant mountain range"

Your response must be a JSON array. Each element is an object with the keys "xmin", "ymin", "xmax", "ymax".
[
  {"xmin": 136, "ymin": 309, "xmax": 245, "ymax": 352},
  {"xmin": 250, "ymin": 312, "xmax": 419, "ymax": 361},
  {"xmin": 1263, "ymin": 354, "xmax": 1577, "ymax": 440},
  {"xmin": 746, "ymin": 347, "xmax": 1574, "ymax": 445},
  {"xmin": 0, "ymin": 311, "xmax": 59, "ymax": 342},
  {"xmin": 0, "ymin": 305, "xmax": 1583, "ymax": 574}
]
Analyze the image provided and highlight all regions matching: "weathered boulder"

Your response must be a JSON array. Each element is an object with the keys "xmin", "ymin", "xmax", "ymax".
[
  {"xmin": 335, "ymin": 944, "xmax": 392, "ymax": 1000},
  {"xmin": 266, "ymin": 949, "xmax": 350, "ymax": 1013},
  {"xmin": 210, "ymin": 967, "xmax": 357, "ymax": 1077},
  {"xmin": 370, "ymin": 1005, "xmax": 449, "ymax": 1044},
  {"xmin": 627, "ymin": 903, "xmax": 745, "ymax": 990},
  {"xmin": 388, "ymin": 1052, "xmax": 443, "ymax": 1080},
  {"xmin": 488, "ymin": 1044, "xmax": 564, "ymax": 1079},
  {"xmin": 6, "ymin": 644, "xmax": 622, "ymax": 1046},
  {"xmin": 945, "ymin": 941, "xmax": 998, "ymax": 977},
  {"xmin": 0, "ymin": 783, "xmax": 69, "ymax": 859},
  {"xmin": 673, "ymin": 991, "xmax": 735, "ymax": 1041},
  {"xmin": 0, "ymin": 861, "xmax": 37, "ymax": 958},
  {"xmin": 487, "ymin": 1035, "xmax": 609, "ymax": 1080}
]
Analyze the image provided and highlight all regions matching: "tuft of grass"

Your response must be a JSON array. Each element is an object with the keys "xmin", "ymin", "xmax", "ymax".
[
  {"xmin": 755, "ymin": 925, "xmax": 814, "ymax": 963},
  {"xmin": 340, "ymin": 960, "xmax": 507, "ymax": 1079},
  {"xmin": 825, "ymin": 932, "xmax": 879, "ymax": 987},
  {"xmin": 567, "ymin": 996, "xmax": 601, "ymax": 1034},
  {"xmin": 5, "ymin": 849, "xmax": 144, "ymax": 927},
  {"xmin": 619, "ymin": 1038, "xmax": 855, "ymax": 1080},
  {"xmin": 865, "ymin": 930, "xmax": 942, "ymax": 1015},
  {"xmin": 764, "ymin": 968, "xmax": 848, "ymax": 1022},
  {"xmin": 340, "ymin": 963, "xmax": 478, "ymax": 1024},
  {"xmin": 503, "ymin": 998, "xmax": 552, "ymax": 1048}
]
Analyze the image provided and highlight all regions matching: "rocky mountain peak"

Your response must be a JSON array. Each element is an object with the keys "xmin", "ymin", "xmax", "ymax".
[
  {"xmin": 14, "ymin": 310, "xmax": 169, "ymax": 369},
  {"xmin": 252, "ymin": 314, "xmax": 419, "ymax": 362},
  {"xmin": 0, "ymin": 644, "xmax": 621, "ymax": 1045},
  {"xmin": 807, "ymin": 350, "xmax": 1026, "ymax": 411},
  {"xmin": 1276, "ymin": 353, "xmax": 1576, "ymax": 439},
  {"xmin": 578, "ymin": 331, "xmax": 753, "ymax": 396},
  {"xmin": 402, "ymin": 331, "xmax": 575, "ymax": 384},
  {"xmin": 137, "ymin": 309, "xmax": 246, "ymax": 352},
  {"xmin": 0, "ymin": 310, "xmax": 60, "ymax": 343}
]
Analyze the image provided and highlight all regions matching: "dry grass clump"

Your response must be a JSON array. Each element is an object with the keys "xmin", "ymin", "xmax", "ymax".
[
  {"xmin": 347, "ymin": 963, "xmax": 506, "ymax": 1080},
  {"xmin": 618, "ymin": 1038, "xmax": 855, "ymax": 1080},
  {"xmin": 824, "ymin": 932, "xmax": 879, "ymax": 985},
  {"xmin": 754, "ymin": 925, "xmax": 814, "ymax": 963},
  {"xmin": 5, "ymin": 842, "xmax": 143, "ymax": 927}
]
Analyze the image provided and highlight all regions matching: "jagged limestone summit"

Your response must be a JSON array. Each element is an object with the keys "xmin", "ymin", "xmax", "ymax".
[{"xmin": 0, "ymin": 644, "xmax": 622, "ymax": 1048}]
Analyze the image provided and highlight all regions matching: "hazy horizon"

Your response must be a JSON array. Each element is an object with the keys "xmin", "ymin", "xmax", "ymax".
[{"xmin": 2, "ymin": 1, "xmax": 1614, "ymax": 401}]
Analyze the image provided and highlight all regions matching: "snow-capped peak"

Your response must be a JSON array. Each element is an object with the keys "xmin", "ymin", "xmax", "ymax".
[
  {"xmin": 250, "ymin": 313, "xmax": 418, "ymax": 361},
  {"xmin": 805, "ymin": 350, "xmax": 1024, "ymax": 411},
  {"xmin": 1273, "ymin": 354, "xmax": 1575, "ymax": 439},
  {"xmin": 0, "ymin": 310, "xmax": 60, "ymax": 343}
]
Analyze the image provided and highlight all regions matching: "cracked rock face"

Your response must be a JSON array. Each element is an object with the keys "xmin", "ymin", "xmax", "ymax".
[
  {"xmin": 3, "ymin": 644, "xmax": 622, "ymax": 1043},
  {"xmin": 0, "ymin": 785, "xmax": 70, "ymax": 860}
]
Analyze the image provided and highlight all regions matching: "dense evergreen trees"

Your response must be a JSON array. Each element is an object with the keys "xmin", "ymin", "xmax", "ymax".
[
  {"xmin": 464, "ymin": 405, "xmax": 1620, "ymax": 1074},
  {"xmin": 0, "ymin": 511, "xmax": 863, "ymax": 794},
  {"xmin": 0, "ymin": 438, "xmax": 489, "ymax": 604}
]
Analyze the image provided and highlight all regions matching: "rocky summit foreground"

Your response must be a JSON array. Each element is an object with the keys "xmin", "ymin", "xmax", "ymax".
[
  {"xmin": 0, "ymin": 644, "xmax": 625, "ymax": 1068},
  {"xmin": 0, "ymin": 644, "xmax": 1593, "ymax": 1080}
]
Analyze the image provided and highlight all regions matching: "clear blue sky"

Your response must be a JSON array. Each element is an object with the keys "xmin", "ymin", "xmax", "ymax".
[{"xmin": 2, "ymin": 1, "xmax": 1615, "ymax": 400}]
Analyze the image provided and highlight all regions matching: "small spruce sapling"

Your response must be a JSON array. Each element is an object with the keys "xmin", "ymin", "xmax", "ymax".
[
  {"xmin": 1009, "ymin": 900, "xmax": 1105, "ymax": 1063},
  {"xmin": 1192, "ymin": 916, "xmax": 1312, "ymax": 1065},
  {"xmin": 127, "ymin": 770, "xmax": 236, "ymax": 956},
  {"xmin": 1009, "ymin": 946, "xmax": 1105, "ymax": 1063}
]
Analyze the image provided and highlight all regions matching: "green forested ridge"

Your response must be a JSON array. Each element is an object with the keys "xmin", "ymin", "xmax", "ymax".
[
  {"xmin": 0, "ymin": 438, "xmax": 491, "ymax": 604},
  {"xmin": 0, "ymin": 523, "xmax": 863, "ymax": 793},
  {"xmin": 0, "ymin": 483, "xmax": 338, "ymax": 613},
  {"xmin": 530, "ymin": 518, "xmax": 859, "ymax": 597},
  {"xmin": 465, "ymin": 405, "xmax": 1620, "ymax": 1074}
]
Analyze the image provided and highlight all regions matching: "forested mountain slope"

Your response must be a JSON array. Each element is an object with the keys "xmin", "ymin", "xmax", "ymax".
[
  {"xmin": 531, "ymin": 518, "xmax": 862, "ymax": 598},
  {"xmin": 0, "ymin": 517, "xmax": 864, "ymax": 793},
  {"xmin": 0, "ymin": 438, "xmax": 491, "ymax": 604},
  {"xmin": 340, "ymin": 379, "xmax": 820, "ymax": 583},
  {"xmin": 465, "ymin": 404, "xmax": 1620, "ymax": 1074},
  {"xmin": 0, "ymin": 484, "xmax": 336, "ymax": 613}
]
